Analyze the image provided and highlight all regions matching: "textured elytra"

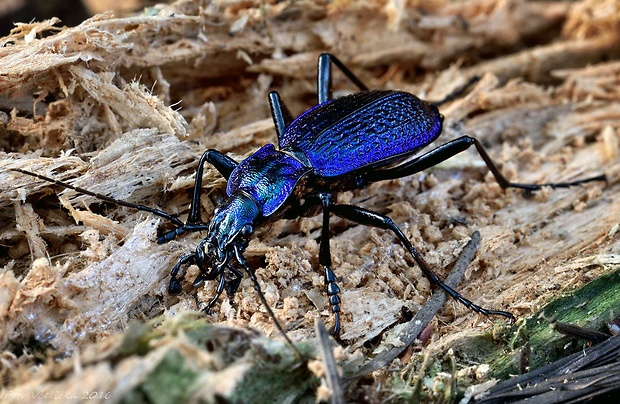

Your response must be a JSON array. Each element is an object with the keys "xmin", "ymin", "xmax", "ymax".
[{"xmin": 279, "ymin": 91, "xmax": 442, "ymax": 177}]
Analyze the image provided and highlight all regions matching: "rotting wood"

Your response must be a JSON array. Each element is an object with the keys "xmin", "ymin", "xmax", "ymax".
[{"xmin": 0, "ymin": 0, "xmax": 619, "ymax": 402}]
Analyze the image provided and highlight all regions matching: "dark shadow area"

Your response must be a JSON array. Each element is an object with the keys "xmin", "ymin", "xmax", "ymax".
[{"xmin": 0, "ymin": 0, "xmax": 91, "ymax": 37}]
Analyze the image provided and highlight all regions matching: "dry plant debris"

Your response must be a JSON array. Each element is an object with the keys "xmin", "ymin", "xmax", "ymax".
[{"xmin": 0, "ymin": 0, "xmax": 619, "ymax": 402}]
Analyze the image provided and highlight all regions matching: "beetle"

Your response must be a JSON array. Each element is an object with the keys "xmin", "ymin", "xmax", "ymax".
[{"xmin": 13, "ymin": 53, "xmax": 606, "ymax": 341}]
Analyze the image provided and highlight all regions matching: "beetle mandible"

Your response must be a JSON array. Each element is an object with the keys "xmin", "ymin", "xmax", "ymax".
[{"xmin": 14, "ymin": 54, "xmax": 606, "ymax": 339}]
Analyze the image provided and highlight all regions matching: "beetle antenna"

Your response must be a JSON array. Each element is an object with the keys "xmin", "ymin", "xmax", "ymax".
[
  {"xmin": 234, "ymin": 244, "xmax": 303, "ymax": 359},
  {"xmin": 10, "ymin": 168, "xmax": 185, "ymax": 228}
]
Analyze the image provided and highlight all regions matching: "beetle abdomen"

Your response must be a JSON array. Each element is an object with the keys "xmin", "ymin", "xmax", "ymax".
[{"xmin": 280, "ymin": 91, "xmax": 442, "ymax": 177}]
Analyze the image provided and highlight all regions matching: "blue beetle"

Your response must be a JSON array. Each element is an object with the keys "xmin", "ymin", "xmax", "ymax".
[{"xmin": 13, "ymin": 54, "xmax": 606, "ymax": 339}]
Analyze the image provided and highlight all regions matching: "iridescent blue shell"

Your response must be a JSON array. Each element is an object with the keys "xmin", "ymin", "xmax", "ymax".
[
  {"xmin": 279, "ymin": 90, "xmax": 442, "ymax": 177},
  {"xmin": 227, "ymin": 144, "xmax": 308, "ymax": 216}
]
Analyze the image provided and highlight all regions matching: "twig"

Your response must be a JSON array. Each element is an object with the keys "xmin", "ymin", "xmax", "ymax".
[
  {"xmin": 316, "ymin": 319, "xmax": 345, "ymax": 404},
  {"xmin": 345, "ymin": 230, "xmax": 481, "ymax": 382}
]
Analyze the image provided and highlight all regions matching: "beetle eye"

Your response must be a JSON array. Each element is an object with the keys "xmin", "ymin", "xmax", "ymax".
[{"xmin": 241, "ymin": 224, "xmax": 253, "ymax": 236}]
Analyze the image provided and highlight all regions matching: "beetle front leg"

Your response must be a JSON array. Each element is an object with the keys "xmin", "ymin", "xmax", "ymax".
[
  {"xmin": 168, "ymin": 253, "xmax": 197, "ymax": 295},
  {"xmin": 186, "ymin": 149, "xmax": 238, "ymax": 224},
  {"xmin": 330, "ymin": 203, "xmax": 516, "ymax": 323},
  {"xmin": 200, "ymin": 275, "xmax": 226, "ymax": 315},
  {"xmin": 193, "ymin": 263, "xmax": 242, "ymax": 314},
  {"xmin": 222, "ymin": 263, "xmax": 244, "ymax": 296},
  {"xmin": 319, "ymin": 193, "xmax": 342, "ymax": 335},
  {"xmin": 157, "ymin": 150, "xmax": 238, "ymax": 243}
]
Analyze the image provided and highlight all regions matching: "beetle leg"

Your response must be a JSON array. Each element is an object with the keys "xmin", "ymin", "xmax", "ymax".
[
  {"xmin": 330, "ymin": 203, "xmax": 516, "ymax": 323},
  {"xmin": 224, "ymin": 263, "xmax": 244, "ymax": 296},
  {"xmin": 317, "ymin": 53, "xmax": 369, "ymax": 104},
  {"xmin": 318, "ymin": 193, "xmax": 342, "ymax": 335},
  {"xmin": 203, "ymin": 274, "xmax": 227, "ymax": 315},
  {"xmin": 269, "ymin": 91, "xmax": 294, "ymax": 141},
  {"xmin": 157, "ymin": 150, "xmax": 239, "ymax": 243},
  {"xmin": 168, "ymin": 253, "xmax": 197, "ymax": 295},
  {"xmin": 186, "ymin": 149, "xmax": 238, "ymax": 224},
  {"xmin": 362, "ymin": 136, "xmax": 606, "ymax": 189},
  {"xmin": 192, "ymin": 272, "xmax": 207, "ymax": 288},
  {"xmin": 197, "ymin": 263, "xmax": 243, "ymax": 314}
]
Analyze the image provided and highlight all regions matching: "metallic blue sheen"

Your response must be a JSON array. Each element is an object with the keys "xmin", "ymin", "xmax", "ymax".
[
  {"xmin": 227, "ymin": 144, "xmax": 308, "ymax": 216},
  {"xmin": 209, "ymin": 193, "xmax": 260, "ymax": 253},
  {"xmin": 279, "ymin": 91, "xmax": 442, "ymax": 177}
]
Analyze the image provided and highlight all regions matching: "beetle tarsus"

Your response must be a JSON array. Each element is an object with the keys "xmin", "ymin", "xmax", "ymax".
[{"xmin": 325, "ymin": 266, "xmax": 342, "ymax": 335}]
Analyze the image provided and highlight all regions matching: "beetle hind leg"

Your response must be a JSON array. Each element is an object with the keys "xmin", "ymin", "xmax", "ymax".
[
  {"xmin": 330, "ymin": 203, "xmax": 516, "ymax": 324},
  {"xmin": 318, "ymin": 194, "xmax": 344, "ymax": 335},
  {"xmin": 362, "ymin": 136, "xmax": 606, "ymax": 190}
]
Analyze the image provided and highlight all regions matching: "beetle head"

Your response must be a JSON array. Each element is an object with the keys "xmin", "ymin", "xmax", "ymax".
[{"xmin": 203, "ymin": 192, "xmax": 260, "ymax": 273}]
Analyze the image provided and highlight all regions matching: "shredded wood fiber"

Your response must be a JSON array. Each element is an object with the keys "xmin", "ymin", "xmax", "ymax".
[{"xmin": 0, "ymin": 0, "xmax": 619, "ymax": 401}]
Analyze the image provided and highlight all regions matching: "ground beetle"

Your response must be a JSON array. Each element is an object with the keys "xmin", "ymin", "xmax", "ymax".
[{"xmin": 13, "ymin": 54, "xmax": 606, "ymax": 343}]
